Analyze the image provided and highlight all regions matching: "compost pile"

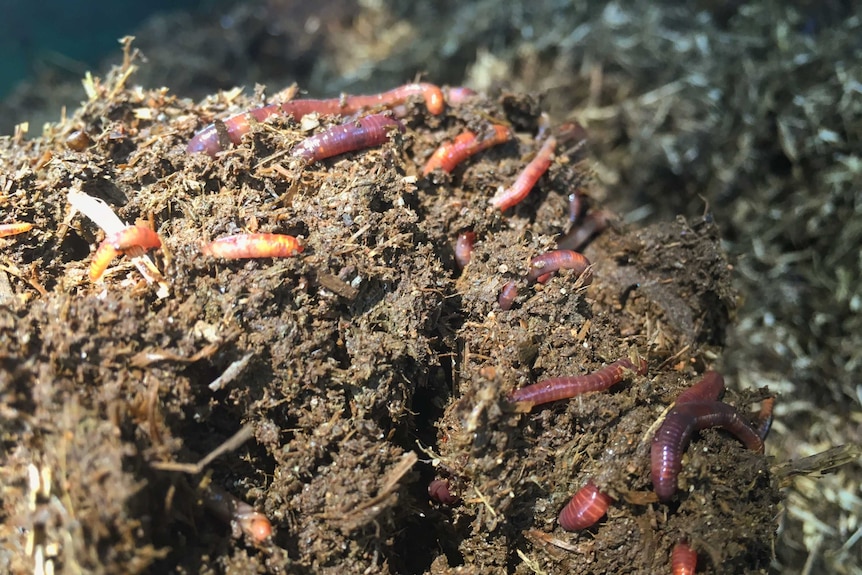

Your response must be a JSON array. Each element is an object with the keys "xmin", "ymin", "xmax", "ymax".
[{"xmin": 0, "ymin": 48, "xmax": 779, "ymax": 574}]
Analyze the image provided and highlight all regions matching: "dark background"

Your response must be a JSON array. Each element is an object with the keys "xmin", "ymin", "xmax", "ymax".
[{"xmin": 0, "ymin": 0, "xmax": 214, "ymax": 98}]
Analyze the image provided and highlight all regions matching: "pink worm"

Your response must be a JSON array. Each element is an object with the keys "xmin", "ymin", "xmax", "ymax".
[
  {"xmin": 290, "ymin": 114, "xmax": 404, "ymax": 162},
  {"xmin": 526, "ymin": 249, "xmax": 591, "ymax": 285},
  {"xmin": 508, "ymin": 357, "xmax": 648, "ymax": 406}
]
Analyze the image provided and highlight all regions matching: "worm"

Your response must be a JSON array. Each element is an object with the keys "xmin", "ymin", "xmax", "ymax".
[
  {"xmin": 89, "ymin": 225, "xmax": 162, "ymax": 282},
  {"xmin": 497, "ymin": 280, "xmax": 519, "ymax": 310},
  {"xmin": 671, "ymin": 540, "xmax": 697, "ymax": 575},
  {"xmin": 489, "ymin": 135, "xmax": 556, "ymax": 211},
  {"xmin": 188, "ymin": 101, "xmax": 323, "ymax": 155},
  {"xmin": 88, "ymin": 243, "xmax": 120, "ymax": 282},
  {"xmin": 558, "ymin": 480, "xmax": 613, "ymax": 531},
  {"xmin": 203, "ymin": 485, "xmax": 273, "ymax": 543},
  {"xmin": 650, "ymin": 400, "xmax": 765, "ymax": 501},
  {"xmin": 556, "ymin": 210, "xmax": 611, "ymax": 252},
  {"xmin": 422, "ymin": 125, "xmax": 511, "ymax": 176},
  {"xmin": 674, "ymin": 371, "xmax": 725, "ymax": 404},
  {"xmin": 422, "ymin": 132, "xmax": 475, "ymax": 175},
  {"xmin": 428, "ymin": 479, "xmax": 460, "ymax": 505},
  {"xmin": 0, "ymin": 222, "xmax": 33, "ymax": 238},
  {"xmin": 200, "ymin": 233, "xmax": 303, "ymax": 259},
  {"xmin": 291, "ymin": 114, "xmax": 404, "ymax": 162},
  {"xmin": 526, "ymin": 249, "xmax": 591, "ymax": 285},
  {"xmin": 454, "ymin": 231, "xmax": 476, "ymax": 269},
  {"xmin": 188, "ymin": 83, "xmax": 444, "ymax": 156},
  {"xmin": 676, "ymin": 371, "xmax": 775, "ymax": 440},
  {"xmin": 339, "ymin": 82, "xmax": 445, "ymax": 116},
  {"xmin": 509, "ymin": 357, "xmax": 648, "ymax": 406},
  {"xmin": 106, "ymin": 224, "xmax": 162, "ymax": 251},
  {"xmin": 497, "ymin": 250, "xmax": 591, "ymax": 310}
]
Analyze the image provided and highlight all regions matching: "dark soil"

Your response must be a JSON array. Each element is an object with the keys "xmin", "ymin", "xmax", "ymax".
[{"xmin": 0, "ymin": 49, "xmax": 779, "ymax": 574}]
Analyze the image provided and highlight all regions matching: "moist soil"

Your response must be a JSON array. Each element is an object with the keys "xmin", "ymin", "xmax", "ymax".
[{"xmin": 0, "ymin": 58, "xmax": 779, "ymax": 574}]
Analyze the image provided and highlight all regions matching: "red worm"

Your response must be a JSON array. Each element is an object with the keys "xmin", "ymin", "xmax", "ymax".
[
  {"xmin": 509, "ymin": 357, "xmax": 648, "ymax": 406},
  {"xmin": 106, "ymin": 224, "xmax": 162, "ymax": 251},
  {"xmin": 203, "ymin": 486, "xmax": 273, "ymax": 543},
  {"xmin": 497, "ymin": 280, "xmax": 519, "ymax": 310},
  {"xmin": 188, "ymin": 102, "xmax": 310, "ymax": 156},
  {"xmin": 671, "ymin": 540, "xmax": 697, "ymax": 575},
  {"xmin": 89, "ymin": 243, "xmax": 120, "ymax": 282},
  {"xmin": 89, "ymin": 225, "xmax": 162, "ymax": 282},
  {"xmin": 340, "ymin": 82, "xmax": 445, "ymax": 116},
  {"xmin": 526, "ymin": 249, "xmax": 591, "ymax": 285},
  {"xmin": 0, "ymin": 222, "xmax": 33, "ymax": 237},
  {"xmin": 422, "ymin": 125, "xmax": 511, "ymax": 176},
  {"xmin": 291, "ymin": 114, "xmax": 404, "ymax": 162},
  {"xmin": 489, "ymin": 135, "xmax": 556, "ymax": 211},
  {"xmin": 650, "ymin": 400, "xmax": 765, "ymax": 501},
  {"xmin": 556, "ymin": 210, "xmax": 611, "ymax": 252},
  {"xmin": 187, "ymin": 83, "xmax": 444, "ymax": 156},
  {"xmin": 201, "ymin": 233, "xmax": 303, "ymax": 259},
  {"xmin": 497, "ymin": 250, "xmax": 591, "ymax": 310},
  {"xmin": 674, "ymin": 371, "xmax": 725, "ymax": 404},
  {"xmin": 428, "ymin": 479, "xmax": 460, "ymax": 505},
  {"xmin": 558, "ymin": 480, "xmax": 613, "ymax": 531},
  {"xmin": 454, "ymin": 231, "xmax": 475, "ymax": 269}
]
